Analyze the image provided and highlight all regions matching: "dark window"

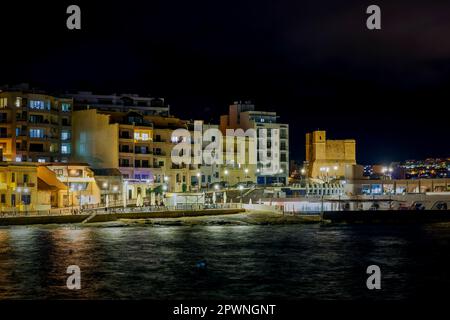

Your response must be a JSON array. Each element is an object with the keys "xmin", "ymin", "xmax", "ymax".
[
  {"xmin": 29, "ymin": 143, "xmax": 44, "ymax": 152},
  {"xmin": 22, "ymin": 195, "xmax": 31, "ymax": 205}
]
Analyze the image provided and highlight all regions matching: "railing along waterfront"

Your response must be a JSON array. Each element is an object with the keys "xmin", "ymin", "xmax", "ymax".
[{"xmin": 0, "ymin": 203, "xmax": 242, "ymax": 218}]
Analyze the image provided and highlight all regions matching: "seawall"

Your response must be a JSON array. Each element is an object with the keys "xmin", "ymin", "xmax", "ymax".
[{"xmin": 0, "ymin": 208, "xmax": 245, "ymax": 226}]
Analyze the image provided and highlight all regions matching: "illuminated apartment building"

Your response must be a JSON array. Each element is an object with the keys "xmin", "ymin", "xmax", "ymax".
[
  {"xmin": 220, "ymin": 101, "xmax": 289, "ymax": 185},
  {"xmin": 0, "ymin": 87, "xmax": 72, "ymax": 163},
  {"xmin": 72, "ymin": 109, "xmax": 200, "ymax": 198}
]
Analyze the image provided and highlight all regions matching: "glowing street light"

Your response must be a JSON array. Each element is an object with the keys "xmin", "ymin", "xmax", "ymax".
[{"xmin": 214, "ymin": 184, "xmax": 220, "ymax": 191}]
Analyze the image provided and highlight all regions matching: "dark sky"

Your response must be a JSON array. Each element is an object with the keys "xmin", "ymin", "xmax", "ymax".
[{"xmin": 1, "ymin": 0, "xmax": 449, "ymax": 164}]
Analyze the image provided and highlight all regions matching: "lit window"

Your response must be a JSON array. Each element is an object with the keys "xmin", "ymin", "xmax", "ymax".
[
  {"xmin": 61, "ymin": 143, "xmax": 71, "ymax": 154},
  {"xmin": 142, "ymin": 133, "xmax": 149, "ymax": 140},
  {"xmin": 38, "ymin": 158, "xmax": 46, "ymax": 163},
  {"xmin": 61, "ymin": 131, "xmax": 70, "ymax": 141},
  {"xmin": 15, "ymin": 97, "xmax": 22, "ymax": 107},
  {"xmin": 61, "ymin": 103, "xmax": 71, "ymax": 112},
  {"xmin": 29, "ymin": 128, "xmax": 44, "ymax": 138},
  {"xmin": 134, "ymin": 132, "xmax": 140, "ymax": 140},
  {"xmin": 29, "ymin": 100, "xmax": 46, "ymax": 110},
  {"xmin": 0, "ymin": 98, "xmax": 7, "ymax": 108},
  {"xmin": 15, "ymin": 157, "xmax": 22, "ymax": 162}
]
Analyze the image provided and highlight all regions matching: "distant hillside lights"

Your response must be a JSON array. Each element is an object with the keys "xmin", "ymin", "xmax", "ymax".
[{"xmin": 170, "ymin": 121, "xmax": 280, "ymax": 175}]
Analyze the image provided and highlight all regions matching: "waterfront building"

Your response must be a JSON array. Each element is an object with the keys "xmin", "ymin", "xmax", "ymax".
[
  {"xmin": 305, "ymin": 130, "xmax": 356, "ymax": 180},
  {"xmin": 0, "ymin": 162, "xmax": 76, "ymax": 213},
  {"xmin": 219, "ymin": 101, "xmax": 289, "ymax": 185},
  {"xmin": 72, "ymin": 109, "xmax": 200, "ymax": 198},
  {"xmin": 0, "ymin": 162, "xmax": 39, "ymax": 212},
  {"xmin": 0, "ymin": 87, "xmax": 72, "ymax": 163},
  {"xmin": 43, "ymin": 163, "xmax": 100, "ymax": 207},
  {"xmin": 92, "ymin": 168, "xmax": 123, "ymax": 207},
  {"xmin": 197, "ymin": 122, "xmax": 257, "ymax": 189},
  {"xmin": 220, "ymin": 134, "xmax": 257, "ymax": 187}
]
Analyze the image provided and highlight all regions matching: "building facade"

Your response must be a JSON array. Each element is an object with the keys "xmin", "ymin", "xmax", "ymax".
[
  {"xmin": 70, "ymin": 91, "xmax": 169, "ymax": 116},
  {"xmin": 305, "ymin": 130, "xmax": 356, "ymax": 180},
  {"xmin": 219, "ymin": 101, "xmax": 289, "ymax": 185},
  {"xmin": 0, "ymin": 88, "xmax": 72, "ymax": 163},
  {"xmin": 72, "ymin": 109, "xmax": 200, "ymax": 197}
]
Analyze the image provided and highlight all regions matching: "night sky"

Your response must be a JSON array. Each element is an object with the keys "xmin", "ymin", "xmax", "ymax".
[{"xmin": 1, "ymin": 0, "xmax": 449, "ymax": 164}]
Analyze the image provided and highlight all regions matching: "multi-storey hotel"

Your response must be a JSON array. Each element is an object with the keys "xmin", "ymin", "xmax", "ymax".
[
  {"xmin": 0, "ymin": 87, "xmax": 72, "ymax": 163},
  {"xmin": 220, "ymin": 101, "xmax": 289, "ymax": 185}
]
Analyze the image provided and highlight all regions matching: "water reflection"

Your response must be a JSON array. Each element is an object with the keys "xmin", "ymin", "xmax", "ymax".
[{"xmin": 0, "ymin": 223, "xmax": 449, "ymax": 299}]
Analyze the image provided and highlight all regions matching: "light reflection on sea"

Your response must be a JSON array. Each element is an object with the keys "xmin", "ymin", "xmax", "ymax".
[{"xmin": 0, "ymin": 223, "xmax": 449, "ymax": 300}]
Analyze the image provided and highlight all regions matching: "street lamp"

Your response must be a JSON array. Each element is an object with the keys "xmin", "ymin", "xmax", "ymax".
[
  {"xmin": 223, "ymin": 169, "xmax": 229, "ymax": 188},
  {"xmin": 196, "ymin": 172, "xmax": 201, "ymax": 190},
  {"xmin": 239, "ymin": 184, "xmax": 244, "ymax": 203}
]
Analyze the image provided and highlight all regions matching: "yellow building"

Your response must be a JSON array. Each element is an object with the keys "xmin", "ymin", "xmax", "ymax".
[
  {"xmin": 305, "ymin": 131, "xmax": 356, "ymax": 180},
  {"xmin": 42, "ymin": 163, "xmax": 100, "ymax": 207},
  {"xmin": 72, "ymin": 109, "xmax": 200, "ymax": 198},
  {"xmin": 0, "ymin": 162, "xmax": 39, "ymax": 212},
  {"xmin": 0, "ymin": 161, "xmax": 103, "ymax": 214},
  {"xmin": 219, "ymin": 134, "xmax": 257, "ymax": 186},
  {"xmin": 220, "ymin": 101, "xmax": 289, "ymax": 185}
]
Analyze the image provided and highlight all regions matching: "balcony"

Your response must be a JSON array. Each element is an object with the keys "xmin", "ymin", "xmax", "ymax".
[{"xmin": 119, "ymin": 134, "xmax": 132, "ymax": 140}]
